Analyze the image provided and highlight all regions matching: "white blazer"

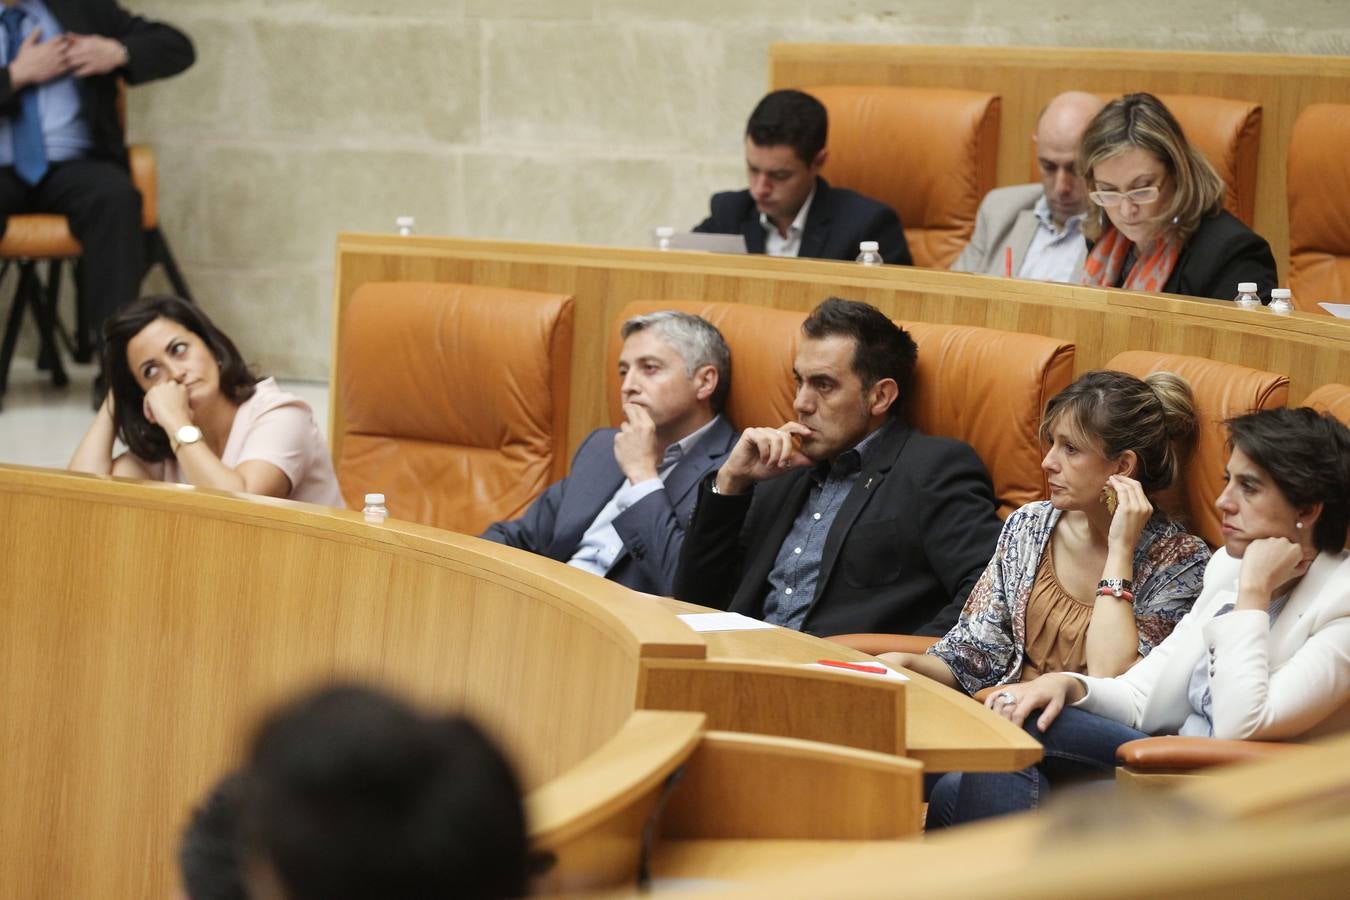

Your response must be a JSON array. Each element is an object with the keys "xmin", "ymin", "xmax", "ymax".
[{"xmin": 1070, "ymin": 548, "xmax": 1350, "ymax": 741}]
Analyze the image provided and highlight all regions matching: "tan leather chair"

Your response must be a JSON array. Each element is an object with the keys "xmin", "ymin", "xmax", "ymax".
[
  {"xmin": 607, "ymin": 300, "xmax": 804, "ymax": 430},
  {"xmin": 1107, "ymin": 351, "xmax": 1288, "ymax": 548},
  {"xmin": 337, "ymin": 281, "xmax": 574, "ymax": 533},
  {"xmin": 1289, "ymin": 104, "xmax": 1350, "ymax": 309},
  {"xmin": 804, "ymin": 85, "xmax": 1001, "ymax": 269},
  {"xmin": 900, "ymin": 321, "xmax": 1073, "ymax": 519},
  {"xmin": 1305, "ymin": 383, "xmax": 1350, "ymax": 425}
]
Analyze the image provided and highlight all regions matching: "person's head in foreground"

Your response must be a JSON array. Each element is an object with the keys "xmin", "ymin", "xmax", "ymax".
[
  {"xmin": 178, "ymin": 772, "xmax": 247, "ymax": 900},
  {"xmin": 744, "ymin": 88, "xmax": 829, "ymax": 231},
  {"xmin": 103, "ymin": 295, "xmax": 258, "ymax": 462},
  {"xmin": 1039, "ymin": 369, "xmax": 1197, "ymax": 515},
  {"xmin": 792, "ymin": 297, "xmax": 915, "ymax": 462},
  {"xmin": 240, "ymin": 684, "xmax": 529, "ymax": 900},
  {"xmin": 1078, "ymin": 92, "xmax": 1225, "ymax": 253}
]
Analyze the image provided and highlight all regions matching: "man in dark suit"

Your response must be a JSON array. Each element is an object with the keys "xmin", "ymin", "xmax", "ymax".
[
  {"xmin": 693, "ymin": 89, "xmax": 912, "ymax": 266},
  {"xmin": 674, "ymin": 298, "xmax": 1001, "ymax": 637},
  {"xmin": 0, "ymin": 0, "xmax": 193, "ymax": 379},
  {"xmin": 482, "ymin": 311, "xmax": 737, "ymax": 596}
]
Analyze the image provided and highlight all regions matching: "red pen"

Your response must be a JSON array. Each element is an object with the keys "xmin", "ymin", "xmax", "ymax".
[
  {"xmin": 1004, "ymin": 245, "xmax": 1013, "ymax": 277},
  {"xmin": 816, "ymin": 658, "xmax": 888, "ymax": 675}
]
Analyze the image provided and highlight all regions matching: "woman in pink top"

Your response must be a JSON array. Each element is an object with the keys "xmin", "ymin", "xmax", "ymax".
[{"xmin": 69, "ymin": 295, "xmax": 343, "ymax": 507}]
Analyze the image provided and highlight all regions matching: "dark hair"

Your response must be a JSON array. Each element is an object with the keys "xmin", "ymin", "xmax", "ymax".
[
  {"xmin": 241, "ymin": 684, "xmax": 529, "ymax": 900},
  {"xmin": 746, "ymin": 89, "xmax": 828, "ymax": 166},
  {"xmin": 1225, "ymin": 407, "xmax": 1350, "ymax": 554},
  {"xmin": 1040, "ymin": 370, "xmax": 1199, "ymax": 494},
  {"xmin": 621, "ymin": 310, "xmax": 732, "ymax": 413},
  {"xmin": 800, "ymin": 298, "xmax": 917, "ymax": 420},
  {"xmin": 103, "ymin": 295, "xmax": 258, "ymax": 462},
  {"xmin": 179, "ymin": 773, "xmax": 247, "ymax": 900}
]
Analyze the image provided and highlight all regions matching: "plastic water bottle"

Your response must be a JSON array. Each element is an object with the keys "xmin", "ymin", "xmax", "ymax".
[
  {"xmin": 1233, "ymin": 282, "xmax": 1260, "ymax": 310},
  {"xmin": 653, "ymin": 226, "xmax": 674, "ymax": 251},
  {"xmin": 395, "ymin": 216, "xmax": 415, "ymax": 237},
  {"xmin": 362, "ymin": 493, "xmax": 389, "ymax": 524},
  {"xmin": 856, "ymin": 241, "xmax": 882, "ymax": 266},
  {"xmin": 1269, "ymin": 288, "xmax": 1294, "ymax": 315}
]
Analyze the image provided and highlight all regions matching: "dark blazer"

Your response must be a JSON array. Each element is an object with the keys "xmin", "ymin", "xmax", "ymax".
[
  {"xmin": 1161, "ymin": 210, "xmax": 1278, "ymax": 301},
  {"xmin": 481, "ymin": 417, "xmax": 738, "ymax": 596},
  {"xmin": 0, "ymin": 1, "xmax": 195, "ymax": 166},
  {"xmin": 693, "ymin": 176, "xmax": 913, "ymax": 266},
  {"xmin": 673, "ymin": 420, "xmax": 1002, "ymax": 638}
]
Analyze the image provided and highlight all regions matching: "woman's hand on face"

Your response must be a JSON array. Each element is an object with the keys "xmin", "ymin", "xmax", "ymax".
[
  {"xmin": 985, "ymin": 674, "xmax": 1078, "ymax": 732},
  {"xmin": 143, "ymin": 381, "xmax": 192, "ymax": 431},
  {"xmin": 1238, "ymin": 537, "xmax": 1315, "ymax": 606},
  {"xmin": 1105, "ymin": 474, "xmax": 1152, "ymax": 552}
]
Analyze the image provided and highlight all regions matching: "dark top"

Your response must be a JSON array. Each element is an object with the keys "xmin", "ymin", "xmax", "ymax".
[
  {"xmin": 673, "ymin": 420, "xmax": 1002, "ymax": 638},
  {"xmin": 693, "ymin": 176, "xmax": 913, "ymax": 266},
  {"xmin": 1156, "ymin": 209, "xmax": 1278, "ymax": 302}
]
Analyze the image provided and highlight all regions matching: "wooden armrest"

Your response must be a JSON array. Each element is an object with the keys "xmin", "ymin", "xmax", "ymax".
[
  {"xmin": 823, "ymin": 633, "xmax": 940, "ymax": 656},
  {"xmin": 1116, "ymin": 736, "xmax": 1302, "ymax": 772}
]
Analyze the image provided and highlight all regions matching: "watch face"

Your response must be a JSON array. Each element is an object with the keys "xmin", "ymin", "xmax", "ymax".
[{"xmin": 176, "ymin": 425, "xmax": 202, "ymax": 445}]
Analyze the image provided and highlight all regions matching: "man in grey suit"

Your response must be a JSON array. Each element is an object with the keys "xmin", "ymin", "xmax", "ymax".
[
  {"xmin": 482, "ymin": 311, "xmax": 737, "ymax": 596},
  {"xmin": 951, "ymin": 91, "xmax": 1104, "ymax": 282}
]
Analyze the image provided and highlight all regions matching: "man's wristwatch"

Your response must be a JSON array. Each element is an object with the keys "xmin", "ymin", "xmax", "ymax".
[{"xmin": 170, "ymin": 424, "xmax": 202, "ymax": 455}]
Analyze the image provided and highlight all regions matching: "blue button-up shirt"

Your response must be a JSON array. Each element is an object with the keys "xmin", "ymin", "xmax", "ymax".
[
  {"xmin": 0, "ymin": 0, "xmax": 93, "ymax": 167},
  {"xmin": 761, "ymin": 424, "xmax": 887, "ymax": 631}
]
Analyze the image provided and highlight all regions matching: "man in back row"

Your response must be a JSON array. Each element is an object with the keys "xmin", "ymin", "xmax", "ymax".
[
  {"xmin": 674, "ymin": 298, "xmax": 1001, "ymax": 637},
  {"xmin": 483, "ymin": 311, "xmax": 737, "ymax": 596},
  {"xmin": 951, "ymin": 91, "xmax": 1104, "ymax": 282},
  {"xmin": 694, "ymin": 89, "xmax": 912, "ymax": 266}
]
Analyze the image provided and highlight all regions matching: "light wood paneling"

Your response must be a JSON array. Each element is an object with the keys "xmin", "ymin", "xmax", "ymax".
[
  {"xmin": 770, "ymin": 43, "xmax": 1350, "ymax": 284},
  {"xmin": 332, "ymin": 235, "xmax": 1350, "ymax": 465}
]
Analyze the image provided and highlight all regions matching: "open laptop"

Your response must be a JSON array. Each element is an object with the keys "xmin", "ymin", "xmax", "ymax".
[{"xmin": 658, "ymin": 231, "xmax": 748, "ymax": 254}]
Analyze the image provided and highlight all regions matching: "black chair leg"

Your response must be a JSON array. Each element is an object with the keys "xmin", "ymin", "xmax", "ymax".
[
  {"xmin": 72, "ymin": 257, "xmax": 93, "ymax": 362},
  {"xmin": 22, "ymin": 262, "xmax": 67, "ymax": 388},
  {"xmin": 148, "ymin": 227, "xmax": 193, "ymax": 303},
  {"xmin": 0, "ymin": 263, "xmax": 31, "ymax": 406}
]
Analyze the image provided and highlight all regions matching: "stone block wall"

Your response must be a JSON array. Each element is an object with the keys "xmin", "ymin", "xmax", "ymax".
[{"xmin": 125, "ymin": 1, "xmax": 1350, "ymax": 378}]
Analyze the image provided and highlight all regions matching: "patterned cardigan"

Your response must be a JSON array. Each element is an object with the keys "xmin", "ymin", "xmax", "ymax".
[{"xmin": 929, "ymin": 501, "xmax": 1211, "ymax": 695}]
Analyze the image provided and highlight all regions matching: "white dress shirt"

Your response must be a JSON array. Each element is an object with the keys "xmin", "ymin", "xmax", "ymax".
[
  {"xmin": 1017, "ymin": 194, "xmax": 1087, "ymax": 283},
  {"xmin": 760, "ymin": 188, "xmax": 816, "ymax": 258}
]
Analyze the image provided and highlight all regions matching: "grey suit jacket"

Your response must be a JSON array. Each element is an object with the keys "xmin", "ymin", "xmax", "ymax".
[
  {"xmin": 950, "ymin": 183, "xmax": 1086, "ymax": 283},
  {"xmin": 480, "ymin": 416, "xmax": 738, "ymax": 596}
]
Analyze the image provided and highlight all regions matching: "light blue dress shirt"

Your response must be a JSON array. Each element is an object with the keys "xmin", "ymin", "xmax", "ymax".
[{"xmin": 0, "ymin": 0, "xmax": 93, "ymax": 167}]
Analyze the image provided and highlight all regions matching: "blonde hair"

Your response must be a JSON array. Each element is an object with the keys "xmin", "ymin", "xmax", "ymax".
[{"xmin": 1079, "ymin": 93, "xmax": 1225, "ymax": 244}]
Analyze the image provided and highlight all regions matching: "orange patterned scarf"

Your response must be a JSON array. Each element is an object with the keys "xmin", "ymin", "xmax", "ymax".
[{"xmin": 1081, "ymin": 225, "xmax": 1182, "ymax": 293}]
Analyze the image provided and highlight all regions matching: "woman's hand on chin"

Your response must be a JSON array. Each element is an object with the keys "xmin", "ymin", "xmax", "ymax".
[
  {"xmin": 1238, "ymin": 537, "xmax": 1315, "ymax": 609},
  {"xmin": 143, "ymin": 381, "xmax": 193, "ymax": 431}
]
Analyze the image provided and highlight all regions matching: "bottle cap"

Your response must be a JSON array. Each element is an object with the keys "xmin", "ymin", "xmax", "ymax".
[
  {"xmin": 364, "ymin": 493, "xmax": 385, "ymax": 505},
  {"xmin": 859, "ymin": 241, "xmax": 879, "ymax": 252},
  {"xmin": 654, "ymin": 225, "xmax": 675, "ymax": 238},
  {"xmin": 395, "ymin": 216, "xmax": 414, "ymax": 230},
  {"xmin": 1271, "ymin": 288, "xmax": 1292, "ymax": 299},
  {"xmin": 1237, "ymin": 282, "xmax": 1257, "ymax": 292}
]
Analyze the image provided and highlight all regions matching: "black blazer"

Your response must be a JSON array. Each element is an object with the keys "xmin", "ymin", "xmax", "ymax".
[
  {"xmin": 693, "ymin": 176, "xmax": 913, "ymax": 266},
  {"xmin": 1162, "ymin": 210, "xmax": 1278, "ymax": 301},
  {"xmin": 673, "ymin": 420, "xmax": 1002, "ymax": 637},
  {"xmin": 481, "ymin": 417, "xmax": 738, "ymax": 596},
  {"xmin": 0, "ymin": 1, "xmax": 195, "ymax": 166}
]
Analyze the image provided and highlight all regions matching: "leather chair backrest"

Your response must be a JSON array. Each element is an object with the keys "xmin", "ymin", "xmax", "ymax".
[
  {"xmin": 804, "ymin": 85, "xmax": 1000, "ymax": 270},
  {"xmin": 1029, "ymin": 94, "xmax": 1260, "ymax": 227},
  {"xmin": 1304, "ymin": 383, "xmax": 1350, "ymax": 426},
  {"xmin": 338, "ymin": 282, "xmax": 574, "ymax": 533},
  {"xmin": 608, "ymin": 301, "xmax": 803, "ymax": 431},
  {"xmin": 898, "ymin": 321, "xmax": 1075, "ymax": 518},
  {"xmin": 1107, "ymin": 351, "xmax": 1289, "ymax": 548},
  {"xmin": 1289, "ymin": 104, "xmax": 1350, "ymax": 309}
]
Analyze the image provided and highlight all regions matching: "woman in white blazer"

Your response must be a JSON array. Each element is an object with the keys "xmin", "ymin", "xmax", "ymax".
[{"xmin": 927, "ymin": 406, "xmax": 1350, "ymax": 827}]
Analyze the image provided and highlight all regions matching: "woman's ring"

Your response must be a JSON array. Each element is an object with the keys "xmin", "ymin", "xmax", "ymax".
[{"xmin": 997, "ymin": 691, "xmax": 1016, "ymax": 705}]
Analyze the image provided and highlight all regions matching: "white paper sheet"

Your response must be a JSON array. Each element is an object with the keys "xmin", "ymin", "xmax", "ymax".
[
  {"xmin": 677, "ymin": 612, "xmax": 778, "ymax": 633},
  {"xmin": 1317, "ymin": 302, "xmax": 1350, "ymax": 319}
]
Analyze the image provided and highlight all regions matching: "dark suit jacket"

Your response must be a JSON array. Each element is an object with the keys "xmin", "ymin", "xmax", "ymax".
[
  {"xmin": 673, "ymin": 420, "xmax": 1002, "ymax": 637},
  {"xmin": 0, "ymin": 1, "xmax": 195, "ymax": 166},
  {"xmin": 1161, "ymin": 210, "xmax": 1278, "ymax": 301},
  {"xmin": 693, "ymin": 176, "xmax": 913, "ymax": 266},
  {"xmin": 481, "ymin": 417, "xmax": 738, "ymax": 596}
]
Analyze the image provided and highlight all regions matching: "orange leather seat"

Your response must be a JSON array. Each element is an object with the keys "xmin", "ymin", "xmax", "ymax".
[
  {"xmin": 1305, "ymin": 383, "xmax": 1350, "ymax": 425},
  {"xmin": 1107, "ymin": 351, "xmax": 1289, "ymax": 548},
  {"xmin": 899, "ymin": 321, "xmax": 1073, "ymax": 519},
  {"xmin": 805, "ymin": 85, "xmax": 1000, "ymax": 269},
  {"xmin": 608, "ymin": 301, "xmax": 804, "ymax": 431},
  {"xmin": 1158, "ymin": 94, "xmax": 1261, "ymax": 227},
  {"xmin": 337, "ymin": 282, "xmax": 574, "ymax": 533},
  {"xmin": 1289, "ymin": 104, "xmax": 1350, "ymax": 309}
]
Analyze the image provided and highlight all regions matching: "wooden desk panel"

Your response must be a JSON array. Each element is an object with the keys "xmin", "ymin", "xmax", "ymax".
[{"xmin": 332, "ymin": 235, "xmax": 1350, "ymax": 462}]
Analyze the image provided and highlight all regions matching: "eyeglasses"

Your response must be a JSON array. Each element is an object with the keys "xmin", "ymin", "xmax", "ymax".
[{"xmin": 1088, "ymin": 185, "xmax": 1161, "ymax": 207}]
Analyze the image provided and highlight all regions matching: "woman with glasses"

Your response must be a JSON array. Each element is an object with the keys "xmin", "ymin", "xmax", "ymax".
[
  {"xmin": 926, "ymin": 406, "xmax": 1350, "ymax": 828},
  {"xmin": 1078, "ymin": 93, "xmax": 1277, "ymax": 302}
]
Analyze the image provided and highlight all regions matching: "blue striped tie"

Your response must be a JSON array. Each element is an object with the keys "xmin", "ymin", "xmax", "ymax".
[{"xmin": 2, "ymin": 7, "xmax": 50, "ymax": 186}]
